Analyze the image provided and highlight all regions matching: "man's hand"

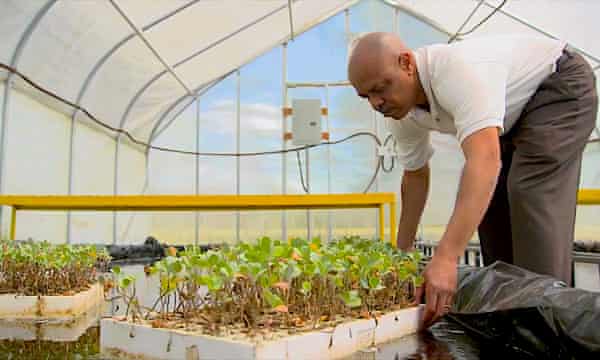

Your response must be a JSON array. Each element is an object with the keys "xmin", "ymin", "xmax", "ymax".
[
  {"xmin": 416, "ymin": 127, "xmax": 500, "ymax": 329},
  {"xmin": 416, "ymin": 254, "xmax": 457, "ymax": 329}
]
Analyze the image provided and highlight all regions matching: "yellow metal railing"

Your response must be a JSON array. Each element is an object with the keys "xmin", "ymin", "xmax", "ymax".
[
  {"xmin": 0, "ymin": 193, "xmax": 397, "ymax": 245},
  {"xmin": 577, "ymin": 189, "xmax": 600, "ymax": 205}
]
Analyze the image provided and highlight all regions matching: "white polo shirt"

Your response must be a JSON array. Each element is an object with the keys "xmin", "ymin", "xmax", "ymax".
[{"xmin": 387, "ymin": 35, "xmax": 566, "ymax": 170}]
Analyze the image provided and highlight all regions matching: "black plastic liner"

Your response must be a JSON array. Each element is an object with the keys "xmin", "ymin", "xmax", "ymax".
[
  {"xmin": 574, "ymin": 240, "xmax": 600, "ymax": 253},
  {"xmin": 104, "ymin": 236, "xmax": 214, "ymax": 265},
  {"xmin": 447, "ymin": 261, "xmax": 600, "ymax": 359}
]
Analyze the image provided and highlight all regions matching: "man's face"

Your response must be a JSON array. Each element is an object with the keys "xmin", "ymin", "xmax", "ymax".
[{"xmin": 350, "ymin": 54, "xmax": 416, "ymax": 120}]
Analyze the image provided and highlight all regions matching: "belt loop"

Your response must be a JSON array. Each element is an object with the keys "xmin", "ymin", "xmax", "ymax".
[{"xmin": 555, "ymin": 45, "xmax": 568, "ymax": 73}]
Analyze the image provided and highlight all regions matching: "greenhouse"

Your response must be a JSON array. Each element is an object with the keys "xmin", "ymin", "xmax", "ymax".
[{"xmin": 0, "ymin": 0, "xmax": 599, "ymax": 358}]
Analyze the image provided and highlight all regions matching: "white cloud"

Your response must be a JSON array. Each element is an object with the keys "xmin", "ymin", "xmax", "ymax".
[{"xmin": 204, "ymin": 101, "xmax": 281, "ymax": 134}]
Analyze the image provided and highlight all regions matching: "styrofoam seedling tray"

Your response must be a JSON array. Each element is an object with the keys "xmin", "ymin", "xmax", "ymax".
[
  {"xmin": 574, "ymin": 262, "xmax": 600, "ymax": 291},
  {"xmin": 0, "ymin": 303, "xmax": 102, "ymax": 341},
  {"xmin": 101, "ymin": 305, "xmax": 422, "ymax": 360},
  {"xmin": 0, "ymin": 283, "xmax": 103, "ymax": 320}
]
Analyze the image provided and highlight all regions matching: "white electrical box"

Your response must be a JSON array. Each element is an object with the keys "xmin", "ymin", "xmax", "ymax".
[{"xmin": 291, "ymin": 99, "xmax": 322, "ymax": 146}]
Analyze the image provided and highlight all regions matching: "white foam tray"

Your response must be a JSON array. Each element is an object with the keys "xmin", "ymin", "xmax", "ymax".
[
  {"xmin": 101, "ymin": 305, "xmax": 422, "ymax": 360},
  {"xmin": 0, "ymin": 303, "xmax": 101, "ymax": 341},
  {"xmin": 0, "ymin": 283, "xmax": 103, "ymax": 320}
]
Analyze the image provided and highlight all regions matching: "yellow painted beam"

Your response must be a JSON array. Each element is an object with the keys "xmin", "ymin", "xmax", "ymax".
[
  {"xmin": 0, "ymin": 194, "xmax": 395, "ymax": 211},
  {"xmin": 0, "ymin": 193, "xmax": 397, "ymax": 243},
  {"xmin": 378, "ymin": 204, "xmax": 384, "ymax": 242},
  {"xmin": 10, "ymin": 207, "xmax": 16, "ymax": 241},
  {"xmin": 578, "ymin": 189, "xmax": 600, "ymax": 205}
]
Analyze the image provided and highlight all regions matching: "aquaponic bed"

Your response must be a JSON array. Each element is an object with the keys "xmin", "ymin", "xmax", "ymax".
[
  {"xmin": 0, "ymin": 241, "xmax": 109, "ymax": 325},
  {"xmin": 101, "ymin": 236, "xmax": 424, "ymax": 359}
]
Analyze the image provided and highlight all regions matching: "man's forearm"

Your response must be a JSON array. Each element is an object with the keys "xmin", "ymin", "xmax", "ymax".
[
  {"xmin": 436, "ymin": 158, "xmax": 500, "ymax": 261},
  {"xmin": 397, "ymin": 164, "xmax": 430, "ymax": 251}
]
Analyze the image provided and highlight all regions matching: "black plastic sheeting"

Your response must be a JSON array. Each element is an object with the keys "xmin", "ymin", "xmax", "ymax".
[
  {"xmin": 574, "ymin": 240, "xmax": 600, "ymax": 253},
  {"xmin": 104, "ymin": 237, "xmax": 213, "ymax": 265},
  {"xmin": 446, "ymin": 261, "xmax": 600, "ymax": 359}
]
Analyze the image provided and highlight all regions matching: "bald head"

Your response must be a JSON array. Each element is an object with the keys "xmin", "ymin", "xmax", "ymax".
[
  {"xmin": 347, "ymin": 32, "xmax": 423, "ymax": 120},
  {"xmin": 348, "ymin": 32, "xmax": 408, "ymax": 83}
]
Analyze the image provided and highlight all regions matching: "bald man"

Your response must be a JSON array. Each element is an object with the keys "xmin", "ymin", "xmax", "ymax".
[{"xmin": 348, "ymin": 33, "xmax": 597, "ymax": 327}]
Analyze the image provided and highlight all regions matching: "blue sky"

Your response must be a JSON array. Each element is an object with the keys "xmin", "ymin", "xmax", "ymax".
[{"xmin": 152, "ymin": 0, "xmax": 447, "ymax": 196}]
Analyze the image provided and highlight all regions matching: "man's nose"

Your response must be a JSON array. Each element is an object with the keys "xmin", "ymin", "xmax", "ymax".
[{"xmin": 368, "ymin": 95, "xmax": 384, "ymax": 111}]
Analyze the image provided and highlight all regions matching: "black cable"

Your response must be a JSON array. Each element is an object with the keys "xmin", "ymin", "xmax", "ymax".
[
  {"xmin": 0, "ymin": 62, "xmax": 381, "ymax": 158},
  {"xmin": 448, "ymin": 0, "xmax": 508, "ymax": 43},
  {"xmin": 362, "ymin": 156, "xmax": 381, "ymax": 194},
  {"xmin": 1, "ymin": 60, "xmax": 394, "ymax": 194},
  {"xmin": 296, "ymin": 149, "xmax": 309, "ymax": 194},
  {"xmin": 381, "ymin": 134, "xmax": 396, "ymax": 173},
  {"xmin": 0, "ymin": 62, "xmax": 393, "ymax": 179},
  {"xmin": 0, "ymin": 61, "xmax": 401, "ymax": 192}
]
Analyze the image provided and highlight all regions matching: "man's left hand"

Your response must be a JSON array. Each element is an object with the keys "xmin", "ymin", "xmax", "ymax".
[{"xmin": 416, "ymin": 254, "xmax": 457, "ymax": 329}]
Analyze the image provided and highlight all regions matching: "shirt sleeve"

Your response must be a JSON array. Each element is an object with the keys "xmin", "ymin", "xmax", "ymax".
[
  {"xmin": 385, "ymin": 112, "xmax": 434, "ymax": 171},
  {"xmin": 432, "ymin": 56, "xmax": 508, "ymax": 144}
]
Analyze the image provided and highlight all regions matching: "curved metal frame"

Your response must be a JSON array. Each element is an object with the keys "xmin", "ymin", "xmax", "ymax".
[
  {"xmin": 111, "ymin": 1, "xmax": 292, "ymax": 243},
  {"xmin": 3, "ymin": 0, "xmax": 599, "ymax": 245},
  {"xmin": 118, "ymin": 2, "xmax": 290, "ymax": 136},
  {"xmin": 67, "ymin": 0, "xmax": 202, "ymax": 243},
  {"xmin": 72, "ymin": 0, "xmax": 202, "ymax": 118},
  {"xmin": 148, "ymin": 72, "xmax": 232, "ymax": 147},
  {"xmin": 0, "ymin": 0, "xmax": 57, "ymax": 238}
]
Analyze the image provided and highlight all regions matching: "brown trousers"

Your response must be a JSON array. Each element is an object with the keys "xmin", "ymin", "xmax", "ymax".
[{"xmin": 478, "ymin": 49, "xmax": 598, "ymax": 285}]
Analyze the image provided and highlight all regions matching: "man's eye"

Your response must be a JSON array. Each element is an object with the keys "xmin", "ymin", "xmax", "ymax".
[{"xmin": 374, "ymin": 85, "xmax": 387, "ymax": 93}]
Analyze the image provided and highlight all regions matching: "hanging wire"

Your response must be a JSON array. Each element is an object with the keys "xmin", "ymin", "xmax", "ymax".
[
  {"xmin": 381, "ymin": 134, "xmax": 396, "ymax": 173},
  {"xmin": 296, "ymin": 148, "xmax": 309, "ymax": 193},
  {"xmin": 294, "ymin": 132, "xmax": 391, "ymax": 194},
  {"xmin": 447, "ymin": 0, "xmax": 485, "ymax": 44},
  {"xmin": 0, "ymin": 63, "xmax": 388, "ymax": 157},
  {"xmin": 448, "ymin": 0, "xmax": 508, "ymax": 43},
  {"xmin": 0, "ymin": 61, "xmax": 400, "ymax": 197}
]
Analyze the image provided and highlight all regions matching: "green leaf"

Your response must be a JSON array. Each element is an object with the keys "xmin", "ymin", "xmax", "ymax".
[
  {"xmin": 119, "ymin": 276, "xmax": 134, "ymax": 289},
  {"xmin": 258, "ymin": 274, "xmax": 271, "ymax": 288},
  {"xmin": 263, "ymin": 289, "xmax": 283, "ymax": 308},
  {"xmin": 340, "ymin": 290, "xmax": 362, "ymax": 308},
  {"xmin": 413, "ymin": 275, "xmax": 424, "ymax": 287},
  {"xmin": 304, "ymin": 263, "xmax": 317, "ymax": 276},
  {"xmin": 160, "ymin": 276, "xmax": 175, "ymax": 293},
  {"xmin": 397, "ymin": 267, "xmax": 409, "ymax": 281},
  {"xmin": 208, "ymin": 253, "xmax": 220, "ymax": 266},
  {"xmin": 111, "ymin": 266, "xmax": 121, "ymax": 275},
  {"xmin": 290, "ymin": 237, "xmax": 305, "ymax": 248},
  {"xmin": 258, "ymin": 236, "xmax": 272, "ymax": 253},
  {"xmin": 368, "ymin": 276, "xmax": 385, "ymax": 291},
  {"xmin": 273, "ymin": 245, "xmax": 286, "ymax": 258},
  {"xmin": 282, "ymin": 262, "xmax": 301, "ymax": 281},
  {"xmin": 206, "ymin": 275, "xmax": 224, "ymax": 291},
  {"xmin": 300, "ymin": 280, "xmax": 312, "ymax": 295},
  {"xmin": 170, "ymin": 260, "xmax": 183, "ymax": 274}
]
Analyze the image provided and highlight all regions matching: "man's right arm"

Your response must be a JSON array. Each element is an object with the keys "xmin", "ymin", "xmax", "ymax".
[{"xmin": 397, "ymin": 163, "xmax": 430, "ymax": 251}]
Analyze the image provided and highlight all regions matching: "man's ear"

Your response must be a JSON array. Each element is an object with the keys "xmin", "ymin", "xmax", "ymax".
[{"xmin": 398, "ymin": 52, "xmax": 412, "ymax": 72}]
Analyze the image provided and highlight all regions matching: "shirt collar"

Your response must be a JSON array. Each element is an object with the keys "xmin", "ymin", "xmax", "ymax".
[{"xmin": 413, "ymin": 47, "xmax": 438, "ymax": 121}]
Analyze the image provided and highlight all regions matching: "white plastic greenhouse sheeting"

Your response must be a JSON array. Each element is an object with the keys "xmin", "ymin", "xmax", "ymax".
[
  {"xmin": 0, "ymin": 0, "xmax": 356, "ymax": 140},
  {"xmin": 389, "ymin": 0, "xmax": 600, "ymax": 242},
  {"xmin": 0, "ymin": 0, "xmax": 598, "ymax": 244},
  {"xmin": 391, "ymin": 0, "xmax": 600, "ymax": 67}
]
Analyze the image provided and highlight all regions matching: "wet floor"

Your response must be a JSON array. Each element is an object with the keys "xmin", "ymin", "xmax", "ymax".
[
  {"xmin": 0, "ymin": 322, "xmax": 489, "ymax": 360},
  {"xmin": 0, "ymin": 265, "xmax": 494, "ymax": 359}
]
